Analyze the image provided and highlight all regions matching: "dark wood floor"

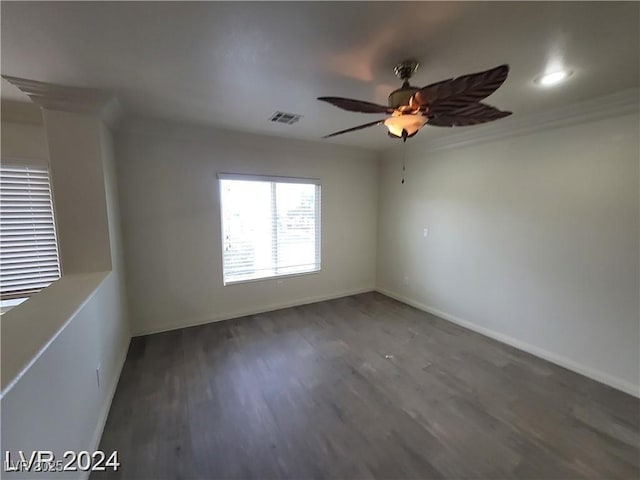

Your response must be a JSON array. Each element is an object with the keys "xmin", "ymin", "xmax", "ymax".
[{"xmin": 95, "ymin": 292, "xmax": 640, "ymax": 479}]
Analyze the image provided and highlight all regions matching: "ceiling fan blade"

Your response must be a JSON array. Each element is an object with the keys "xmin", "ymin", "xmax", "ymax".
[
  {"xmin": 322, "ymin": 119, "xmax": 386, "ymax": 138},
  {"xmin": 318, "ymin": 96, "xmax": 394, "ymax": 114},
  {"xmin": 427, "ymin": 103, "xmax": 511, "ymax": 127},
  {"xmin": 412, "ymin": 65, "xmax": 509, "ymax": 112}
]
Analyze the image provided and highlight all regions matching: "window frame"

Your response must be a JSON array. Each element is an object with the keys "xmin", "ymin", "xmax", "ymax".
[{"xmin": 217, "ymin": 173, "xmax": 321, "ymax": 286}]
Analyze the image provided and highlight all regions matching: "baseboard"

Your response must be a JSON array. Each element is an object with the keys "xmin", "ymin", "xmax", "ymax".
[
  {"xmin": 132, "ymin": 287, "xmax": 376, "ymax": 337},
  {"xmin": 376, "ymin": 288, "xmax": 640, "ymax": 399},
  {"xmin": 83, "ymin": 338, "xmax": 130, "ymax": 480}
]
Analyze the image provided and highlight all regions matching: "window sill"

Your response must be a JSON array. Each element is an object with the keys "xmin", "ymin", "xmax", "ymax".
[
  {"xmin": 223, "ymin": 268, "xmax": 321, "ymax": 286},
  {"xmin": 0, "ymin": 298, "xmax": 27, "ymax": 315}
]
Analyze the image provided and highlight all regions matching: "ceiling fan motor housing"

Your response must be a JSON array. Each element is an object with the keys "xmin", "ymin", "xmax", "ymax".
[{"xmin": 388, "ymin": 84, "xmax": 419, "ymax": 109}]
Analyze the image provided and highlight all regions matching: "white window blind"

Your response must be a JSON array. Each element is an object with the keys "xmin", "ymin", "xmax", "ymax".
[
  {"xmin": 219, "ymin": 174, "xmax": 321, "ymax": 285},
  {"xmin": 0, "ymin": 163, "xmax": 61, "ymax": 300}
]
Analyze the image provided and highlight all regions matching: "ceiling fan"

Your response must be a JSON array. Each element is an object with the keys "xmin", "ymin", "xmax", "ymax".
[{"xmin": 318, "ymin": 61, "xmax": 512, "ymax": 142}]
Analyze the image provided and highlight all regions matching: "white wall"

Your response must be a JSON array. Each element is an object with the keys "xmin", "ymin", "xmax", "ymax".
[
  {"xmin": 0, "ymin": 121, "xmax": 48, "ymax": 161},
  {"xmin": 98, "ymin": 122, "xmax": 130, "ymax": 385},
  {"xmin": 44, "ymin": 111, "xmax": 112, "ymax": 273},
  {"xmin": 377, "ymin": 112, "xmax": 640, "ymax": 395},
  {"xmin": 116, "ymin": 118, "xmax": 378, "ymax": 335}
]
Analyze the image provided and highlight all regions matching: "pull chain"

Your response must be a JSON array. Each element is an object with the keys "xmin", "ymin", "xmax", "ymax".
[{"xmin": 401, "ymin": 144, "xmax": 407, "ymax": 184}]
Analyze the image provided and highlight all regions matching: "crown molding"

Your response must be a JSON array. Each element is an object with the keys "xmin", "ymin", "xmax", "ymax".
[
  {"xmin": 1, "ymin": 75, "xmax": 123, "ymax": 129},
  {"xmin": 395, "ymin": 88, "xmax": 639, "ymax": 155}
]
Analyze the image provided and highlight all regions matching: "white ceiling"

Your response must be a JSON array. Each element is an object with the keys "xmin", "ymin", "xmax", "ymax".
[{"xmin": 1, "ymin": 2, "xmax": 638, "ymax": 149}]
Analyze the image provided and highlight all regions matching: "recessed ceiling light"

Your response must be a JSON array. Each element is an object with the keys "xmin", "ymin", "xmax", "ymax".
[{"xmin": 535, "ymin": 70, "xmax": 572, "ymax": 87}]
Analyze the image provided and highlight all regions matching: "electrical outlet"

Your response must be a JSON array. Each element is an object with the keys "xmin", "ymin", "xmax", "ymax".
[
  {"xmin": 423, "ymin": 228, "xmax": 429, "ymax": 238},
  {"xmin": 96, "ymin": 364, "xmax": 101, "ymax": 388}
]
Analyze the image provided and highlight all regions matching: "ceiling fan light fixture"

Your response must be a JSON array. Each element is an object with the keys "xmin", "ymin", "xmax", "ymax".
[
  {"xmin": 535, "ymin": 70, "xmax": 572, "ymax": 86},
  {"xmin": 388, "ymin": 85, "xmax": 419, "ymax": 109},
  {"xmin": 384, "ymin": 114, "xmax": 427, "ymax": 139}
]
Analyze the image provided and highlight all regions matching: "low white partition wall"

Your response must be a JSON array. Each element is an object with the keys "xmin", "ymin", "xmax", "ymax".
[{"xmin": 1, "ymin": 272, "xmax": 129, "ymax": 479}]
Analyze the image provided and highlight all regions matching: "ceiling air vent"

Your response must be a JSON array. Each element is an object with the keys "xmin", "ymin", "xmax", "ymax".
[{"xmin": 269, "ymin": 111, "xmax": 302, "ymax": 125}]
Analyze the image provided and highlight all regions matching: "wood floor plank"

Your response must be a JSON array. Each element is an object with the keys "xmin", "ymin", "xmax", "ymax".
[{"xmin": 93, "ymin": 292, "xmax": 640, "ymax": 479}]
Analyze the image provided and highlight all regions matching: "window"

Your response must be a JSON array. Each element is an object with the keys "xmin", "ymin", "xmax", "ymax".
[
  {"xmin": 219, "ymin": 174, "xmax": 321, "ymax": 285},
  {"xmin": 0, "ymin": 163, "xmax": 61, "ymax": 304}
]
